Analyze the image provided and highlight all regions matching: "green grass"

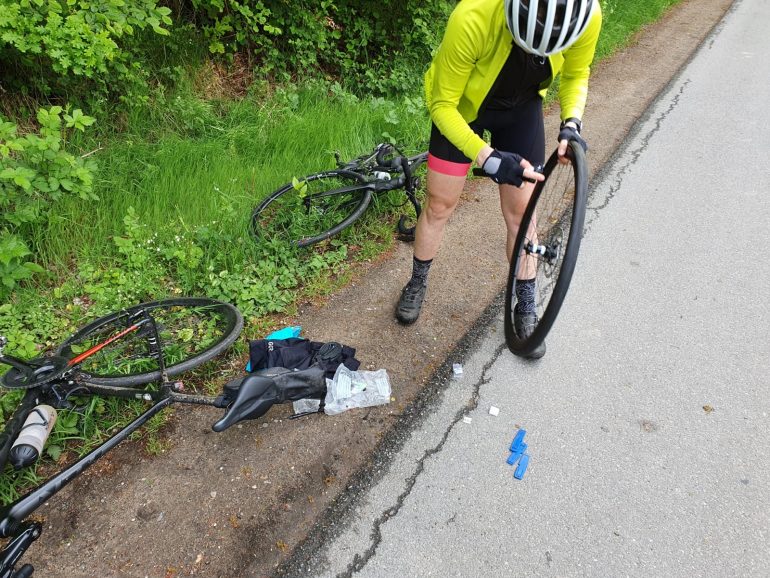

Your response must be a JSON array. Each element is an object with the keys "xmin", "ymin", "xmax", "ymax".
[
  {"xmin": 596, "ymin": 0, "xmax": 683, "ymax": 60},
  {"xmin": 41, "ymin": 86, "xmax": 428, "ymax": 270}
]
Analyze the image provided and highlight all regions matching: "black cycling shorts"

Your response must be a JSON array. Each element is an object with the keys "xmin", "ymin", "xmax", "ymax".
[{"xmin": 427, "ymin": 96, "xmax": 545, "ymax": 177}]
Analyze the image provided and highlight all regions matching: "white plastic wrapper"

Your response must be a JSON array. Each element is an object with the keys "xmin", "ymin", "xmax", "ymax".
[
  {"xmin": 292, "ymin": 398, "xmax": 321, "ymax": 414},
  {"xmin": 323, "ymin": 365, "xmax": 391, "ymax": 415}
]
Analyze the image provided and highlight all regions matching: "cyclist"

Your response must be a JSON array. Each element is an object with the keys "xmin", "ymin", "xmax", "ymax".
[{"xmin": 395, "ymin": 0, "xmax": 601, "ymax": 359}]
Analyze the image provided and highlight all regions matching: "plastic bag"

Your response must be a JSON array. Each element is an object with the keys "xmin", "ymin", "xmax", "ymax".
[
  {"xmin": 292, "ymin": 398, "xmax": 321, "ymax": 414},
  {"xmin": 323, "ymin": 365, "xmax": 391, "ymax": 415}
]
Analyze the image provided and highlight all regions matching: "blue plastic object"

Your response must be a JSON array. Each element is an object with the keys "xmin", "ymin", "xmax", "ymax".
[
  {"xmin": 510, "ymin": 429, "xmax": 526, "ymax": 452},
  {"xmin": 513, "ymin": 454, "xmax": 530, "ymax": 480},
  {"xmin": 506, "ymin": 442, "xmax": 527, "ymax": 466},
  {"xmin": 245, "ymin": 326, "xmax": 302, "ymax": 372},
  {"xmin": 266, "ymin": 326, "xmax": 302, "ymax": 340}
]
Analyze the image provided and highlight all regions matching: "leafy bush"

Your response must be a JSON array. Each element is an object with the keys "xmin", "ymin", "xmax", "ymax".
[
  {"xmin": 0, "ymin": 106, "xmax": 96, "ymax": 298},
  {"xmin": 1, "ymin": 0, "xmax": 453, "ymax": 107},
  {"xmin": 184, "ymin": 0, "xmax": 452, "ymax": 96},
  {"xmin": 0, "ymin": 0, "xmax": 173, "ymax": 101}
]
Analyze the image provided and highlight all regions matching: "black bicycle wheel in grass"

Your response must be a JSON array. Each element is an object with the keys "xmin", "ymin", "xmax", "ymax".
[
  {"xmin": 55, "ymin": 298, "xmax": 243, "ymax": 387},
  {"xmin": 504, "ymin": 140, "xmax": 588, "ymax": 356},
  {"xmin": 250, "ymin": 170, "xmax": 373, "ymax": 248}
]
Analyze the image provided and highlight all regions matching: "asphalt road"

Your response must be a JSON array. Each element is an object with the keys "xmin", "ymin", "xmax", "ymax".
[{"xmin": 294, "ymin": 1, "xmax": 770, "ymax": 576}]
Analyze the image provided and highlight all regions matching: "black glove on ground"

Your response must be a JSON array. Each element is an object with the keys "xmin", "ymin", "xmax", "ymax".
[{"xmin": 482, "ymin": 150, "xmax": 526, "ymax": 187}]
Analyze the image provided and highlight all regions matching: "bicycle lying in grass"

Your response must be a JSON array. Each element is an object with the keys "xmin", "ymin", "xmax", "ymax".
[
  {"xmin": 0, "ymin": 297, "xmax": 326, "ymax": 577},
  {"xmin": 250, "ymin": 143, "xmax": 428, "ymax": 248},
  {"xmin": 474, "ymin": 139, "xmax": 589, "ymax": 357}
]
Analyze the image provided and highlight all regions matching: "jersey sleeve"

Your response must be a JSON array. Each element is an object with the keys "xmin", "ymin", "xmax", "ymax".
[
  {"xmin": 558, "ymin": 5, "xmax": 603, "ymax": 122},
  {"xmin": 426, "ymin": 9, "xmax": 489, "ymax": 163}
]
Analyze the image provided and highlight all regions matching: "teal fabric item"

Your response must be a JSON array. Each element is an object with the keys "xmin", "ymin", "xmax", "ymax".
[{"xmin": 266, "ymin": 326, "xmax": 302, "ymax": 340}]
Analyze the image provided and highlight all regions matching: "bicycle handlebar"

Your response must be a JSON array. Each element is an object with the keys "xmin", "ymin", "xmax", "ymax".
[{"xmin": 375, "ymin": 143, "xmax": 396, "ymax": 167}]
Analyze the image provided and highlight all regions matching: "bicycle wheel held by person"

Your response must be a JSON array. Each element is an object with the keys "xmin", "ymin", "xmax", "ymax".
[{"xmin": 504, "ymin": 139, "xmax": 588, "ymax": 357}]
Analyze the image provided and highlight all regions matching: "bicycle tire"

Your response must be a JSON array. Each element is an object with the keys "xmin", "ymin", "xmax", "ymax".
[
  {"xmin": 504, "ymin": 140, "xmax": 588, "ymax": 356},
  {"xmin": 250, "ymin": 169, "xmax": 373, "ymax": 248},
  {"xmin": 55, "ymin": 298, "xmax": 243, "ymax": 387}
]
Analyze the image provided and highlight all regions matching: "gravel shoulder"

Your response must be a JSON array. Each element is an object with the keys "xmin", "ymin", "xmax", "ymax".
[{"xmin": 22, "ymin": 1, "xmax": 734, "ymax": 576}]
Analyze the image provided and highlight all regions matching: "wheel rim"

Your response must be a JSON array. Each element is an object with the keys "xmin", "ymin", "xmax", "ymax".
[
  {"xmin": 507, "ymin": 142, "xmax": 587, "ymax": 353},
  {"xmin": 251, "ymin": 171, "xmax": 370, "ymax": 247},
  {"xmin": 56, "ymin": 298, "xmax": 242, "ymax": 385}
]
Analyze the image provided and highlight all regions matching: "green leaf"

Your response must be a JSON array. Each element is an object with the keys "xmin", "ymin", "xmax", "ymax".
[
  {"xmin": 63, "ymin": 109, "xmax": 96, "ymax": 131},
  {"xmin": 178, "ymin": 327, "xmax": 194, "ymax": 342},
  {"xmin": 12, "ymin": 175, "xmax": 31, "ymax": 190},
  {"xmin": 23, "ymin": 262, "xmax": 45, "ymax": 273},
  {"xmin": 46, "ymin": 444, "xmax": 63, "ymax": 461}
]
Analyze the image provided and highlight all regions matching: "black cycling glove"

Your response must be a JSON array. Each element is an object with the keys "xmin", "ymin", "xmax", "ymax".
[
  {"xmin": 482, "ymin": 150, "xmax": 526, "ymax": 187},
  {"xmin": 558, "ymin": 123, "xmax": 588, "ymax": 152}
]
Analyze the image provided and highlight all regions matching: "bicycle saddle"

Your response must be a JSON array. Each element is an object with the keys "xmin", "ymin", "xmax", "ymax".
[{"xmin": 211, "ymin": 365, "xmax": 326, "ymax": 432}]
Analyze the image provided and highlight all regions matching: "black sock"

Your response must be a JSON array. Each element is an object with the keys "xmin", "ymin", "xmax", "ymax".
[
  {"xmin": 409, "ymin": 256, "xmax": 433, "ymax": 286},
  {"xmin": 514, "ymin": 278, "xmax": 536, "ymax": 314}
]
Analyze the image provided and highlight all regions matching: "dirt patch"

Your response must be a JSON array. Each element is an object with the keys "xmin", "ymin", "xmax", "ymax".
[
  {"xmin": 20, "ymin": 1, "xmax": 733, "ymax": 576},
  {"xmin": 194, "ymin": 53, "xmax": 254, "ymax": 100}
]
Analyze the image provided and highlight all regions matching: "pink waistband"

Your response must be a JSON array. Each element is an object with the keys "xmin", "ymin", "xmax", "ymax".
[{"xmin": 427, "ymin": 153, "xmax": 471, "ymax": 177}]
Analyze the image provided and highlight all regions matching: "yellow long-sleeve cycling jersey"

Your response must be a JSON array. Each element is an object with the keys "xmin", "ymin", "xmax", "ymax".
[{"xmin": 425, "ymin": 0, "xmax": 602, "ymax": 162}]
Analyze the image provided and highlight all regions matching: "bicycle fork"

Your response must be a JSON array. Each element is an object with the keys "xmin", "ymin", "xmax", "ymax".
[
  {"xmin": 397, "ymin": 156, "xmax": 422, "ymax": 238},
  {"xmin": 0, "ymin": 522, "xmax": 40, "ymax": 578}
]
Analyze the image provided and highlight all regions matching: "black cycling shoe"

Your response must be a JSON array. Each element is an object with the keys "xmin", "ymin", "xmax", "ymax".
[
  {"xmin": 395, "ymin": 280, "xmax": 427, "ymax": 325},
  {"xmin": 513, "ymin": 310, "xmax": 546, "ymax": 359}
]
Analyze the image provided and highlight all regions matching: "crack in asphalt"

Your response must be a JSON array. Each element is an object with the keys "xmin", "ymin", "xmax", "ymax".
[
  {"xmin": 338, "ymin": 341, "xmax": 508, "ymax": 577},
  {"xmin": 583, "ymin": 78, "xmax": 692, "ymax": 237}
]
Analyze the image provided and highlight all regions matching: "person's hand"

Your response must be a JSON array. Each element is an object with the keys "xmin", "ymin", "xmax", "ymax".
[
  {"xmin": 557, "ymin": 119, "xmax": 587, "ymax": 165},
  {"xmin": 482, "ymin": 150, "xmax": 544, "ymax": 187}
]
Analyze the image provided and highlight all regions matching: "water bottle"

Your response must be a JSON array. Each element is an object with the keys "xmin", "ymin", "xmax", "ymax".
[
  {"xmin": 373, "ymin": 171, "xmax": 391, "ymax": 181},
  {"xmin": 9, "ymin": 405, "xmax": 57, "ymax": 470}
]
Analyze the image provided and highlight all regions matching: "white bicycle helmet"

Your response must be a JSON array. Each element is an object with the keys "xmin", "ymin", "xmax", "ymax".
[{"xmin": 504, "ymin": 0, "xmax": 596, "ymax": 56}]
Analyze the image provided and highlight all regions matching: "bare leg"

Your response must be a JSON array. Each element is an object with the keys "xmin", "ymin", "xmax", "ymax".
[
  {"xmin": 499, "ymin": 180, "xmax": 546, "ymax": 358},
  {"xmin": 395, "ymin": 168, "xmax": 467, "ymax": 324},
  {"xmin": 412, "ymin": 168, "xmax": 467, "ymax": 260}
]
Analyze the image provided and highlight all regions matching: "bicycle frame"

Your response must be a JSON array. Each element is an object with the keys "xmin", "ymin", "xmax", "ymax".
[
  {"xmin": 0, "ymin": 307, "xmax": 225, "ymax": 576},
  {"xmin": 336, "ymin": 145, "xmax": 429, "ymax": 237}
]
